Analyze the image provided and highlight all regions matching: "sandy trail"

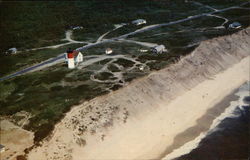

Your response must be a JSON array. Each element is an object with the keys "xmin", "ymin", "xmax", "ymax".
[
  {"xmin": 96, "ymin": 24, "xmax": 126, "ymax": 42},
  {"xmin": 119, "ymin": 39, "xmax": 158, "ymax": 48},
  {"xmin": 64, "ymin": 30, "xmax": 90, "ymax": 44},
  {"xmin": 0, "ymin": 120, "xmax": 34, "ymax": 160},
  {"xmin": 191, "ymin": 1, "xmax": 218, "ymax": 11}
]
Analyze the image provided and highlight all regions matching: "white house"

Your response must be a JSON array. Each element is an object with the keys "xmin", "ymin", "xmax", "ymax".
[
  {"xmin": 228, "ymin": 22, "xmax": 242, "ymax": 29},
  {"xmin": 6, "ymin": 47, "xmax": 17, "ymax": 54},
  {"xmin": 132, "ymin": 19, "xmax": 147, "ymax": 26},
  {"xmin": 74, "ymin": 52, "xmax": 83, "ymax": 64},
  {"xmin": 72, "ymin": 26, "xmax": 83, "ymax": 30},
  {"xmin": 151, "ymin": 45, "xmax": 167, "ymax": 54},
  {"xmin": 105, "ymin": 48, "xmax": 113, "ymax": 55}
]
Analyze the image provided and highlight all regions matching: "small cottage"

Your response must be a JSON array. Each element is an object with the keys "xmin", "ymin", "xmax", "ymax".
[
  {"xmin": 132, "ymin": 19, "xmax": 147, "ymax": 26},
  {"xmin": 74, "ymin": 51, "xmax": 83, "ymax": 64},
  {"xmin": 6, "ymin": 47, "xmax": 17, "ymax": 54},
  {"xmin": 151, "ymin": 45, "xmax": 166, "ymax": 54},
  {"xmin": 105, "ymin": 48, "xmax": 113, "ymax": 55},
  {"xmin": 72, "ymin": 26, "xmax": 83, "ymax": 30},
  {"xmin": 0, "ymin": 144, "xmax": 5, "ymax": 153},
  {"xmin": 228, "ymin": 22, "xmax": 242, "ymax": 29}
]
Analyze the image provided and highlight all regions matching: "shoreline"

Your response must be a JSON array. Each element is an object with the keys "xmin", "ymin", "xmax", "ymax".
[
  {"xmin": 157, "ymin": 83, "xmax": 243, "ymax": 159},
  {"xmin": 173, "ymin": 82, "xmax": 250, "ymax": 160},
  {"xmin": 75, "ymin": 57, "xmax": 249, "ymax": 160}
]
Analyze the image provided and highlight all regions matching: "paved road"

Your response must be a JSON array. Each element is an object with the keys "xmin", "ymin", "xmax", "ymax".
[
  {"xmin": 0, "ymin": 2, "xmax": 248, "ymax": 82},
  {"xmin": 0, "ymin": 55, "xmax": 64, "ymax": 81}
]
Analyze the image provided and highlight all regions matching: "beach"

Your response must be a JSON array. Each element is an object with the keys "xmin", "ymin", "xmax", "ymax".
[
  {"xmin": 73, "ymin": 56, "xmax": 249, "ymax": 160},
  {"xmin": 27, "ymin": 28, "xmax": 250, "ymax": 160},
  {"xmin": 175, "ymin": 82, "xmax": 250, "ymax": 160}
]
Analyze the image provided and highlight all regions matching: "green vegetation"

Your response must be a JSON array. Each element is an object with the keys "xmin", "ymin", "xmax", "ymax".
[
  {"xmin": 0, "ymin": 65, "xmax": 110, "ymax": 142},
  {"xmin": 114, "ymin": 59, "xmax": 135, "ymax": 68},
  {"xmin": 108, "ymin": 64, "xmax": 120, "ymax": 72},
  {"xmin": 94, "ymin": 72, "xmax": 115, "ymax": 81}
]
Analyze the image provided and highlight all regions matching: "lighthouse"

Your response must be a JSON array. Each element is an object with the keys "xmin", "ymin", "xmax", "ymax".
[
  {"xmin": 65, "ymin": 48, "xmax": 83, "ymax": 69},
  {"xmin": 67, "ymin": 48, "xmax": 75, "ymax": 69}
]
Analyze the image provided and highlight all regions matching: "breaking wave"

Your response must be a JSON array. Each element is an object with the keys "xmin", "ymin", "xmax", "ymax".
[{"xmin": 162, "ymin": 82, "xmax": 250, "ymax": 160}]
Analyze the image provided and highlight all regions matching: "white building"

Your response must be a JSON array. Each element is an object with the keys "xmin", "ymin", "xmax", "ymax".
[
  {"xmin": 228, "ymin": 22, "xmax": 242, "ymax": 29},
  {"xmin": 74, "ymin": 52, "xmax": 83, "ymax": 64},
  {"xmin": 151, "ymin": 45, "xmax": 166, "ymax": 54},
  {"xmin": 132, "ymin": 19, "xmax": 147, "ymax": 26},
  {"xmin": 105, "ymin": 48, "xmax": 113, "ymax": 55},
  {"xmin": 6, "ymin": 47, "xmax": 17, "ymax": 54},
  {"xmin": 72, "ymin": 26, "xmax": 83, "ymax": 30}
]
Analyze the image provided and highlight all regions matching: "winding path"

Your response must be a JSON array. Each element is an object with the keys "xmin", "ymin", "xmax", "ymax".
[{"xmin": 0, "ymin": 2, "xmax": 249, "ymax": 82}]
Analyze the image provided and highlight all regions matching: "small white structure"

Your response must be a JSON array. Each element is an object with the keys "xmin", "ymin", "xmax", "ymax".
[
  {"xmin": 105, "ymin": 48, "xmax": 113, "ymax": 55},
  {"xmin": 0, "ymin": 144, "xmax": 5, "ymax": 153},
  {"xmin": 75, "ymin": 52, "xmax": 83, "ymax": 64},
  {"xmin": 228, "ymin": 22, "xmax": 242, "ymax": 29},
  {"xmin": 6, "ymin": 47, "xmax": 17, "ymax": 54},
  {"xmin": 72, "ymin": 26, "xmax": 83, "ymax": 30},
  {"xmin": 139, "ymin": 49, "xmax": 148, "ymax": 53},
  {"xmin": 65, "ymin": 49, "xmax": 83, "ymax": 69},
  {"xmin": 132, "ymin": 19, "xmax": 147, "ymax": 26},
  {"xmin": 151, "ymin": 45, "xmax": 166, "ymax": 54},
  {"xmin": 139, "ymin": 65, "xmax": 144, "ymax": 71}
]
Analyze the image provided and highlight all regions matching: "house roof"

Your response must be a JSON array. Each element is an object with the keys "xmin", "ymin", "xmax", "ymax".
[
  {"xmin": 0, "ymin": 144, "xmax": 5, "ymax": 149},
  {"xmin": 153, "ymin": 45, "xmax": 165, "ymax": 50},
  {"xmin": 106, "ymin": 48, "xmax": 112, "ymax": 51},
  {"xmin": 230, "ymin": 22, "xmax": 241, "ymax": 27},
  {"xmin": 73, "ymin": 50, "xmax": 80, "ymax": 57},
  {"xmin": 132, "ymin": 19, "xmax": 146, "ymax": 24}
]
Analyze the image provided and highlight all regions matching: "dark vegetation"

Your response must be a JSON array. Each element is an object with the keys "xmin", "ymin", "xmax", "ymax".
[{"xmin": 0, "ymin": 65, "xmax": 110, "ymax": 142}]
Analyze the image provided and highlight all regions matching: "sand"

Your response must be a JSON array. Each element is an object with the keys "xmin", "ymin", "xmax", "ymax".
[
  {"xmin": 72, "ymin": 56, "xmax": 249, "ymax": 160},
  {"xmin": 27, "ymin": 28, "xmax": 250, "ymax": 160},
  {"xmin": 28, "ymin": 55, "xmax": 249, "ymax": 160},
  {"xmin": 0, "ymin": 120, "xmax": 34, "ymax": 160}
]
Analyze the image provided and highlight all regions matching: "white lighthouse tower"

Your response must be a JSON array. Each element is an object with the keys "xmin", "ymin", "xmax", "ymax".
[{"xmin": 67, "ymin": 48, "xmax": 75, "ymax": 69}]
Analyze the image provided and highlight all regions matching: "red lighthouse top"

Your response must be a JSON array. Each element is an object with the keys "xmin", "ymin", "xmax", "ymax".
[
  {"xmin": 67, "ymin": 52, "xmax": 74, "ymax": 58},
  {"xmin": 67, "ymin": 48, "xmax": 74, "ymax": 58}
]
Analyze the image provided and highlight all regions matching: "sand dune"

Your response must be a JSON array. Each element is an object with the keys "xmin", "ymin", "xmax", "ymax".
[{"xmin": 28, "ymin": 28, "xmax": 250, "ymax": 160}]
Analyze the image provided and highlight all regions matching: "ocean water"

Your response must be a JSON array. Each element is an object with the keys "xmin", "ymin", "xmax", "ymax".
[{"xmin": 164, "ymin": 82, "xmax": 250, "ymax": 160}]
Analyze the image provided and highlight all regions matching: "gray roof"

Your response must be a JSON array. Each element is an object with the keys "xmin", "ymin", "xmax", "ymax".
[
  {"xmin": 0, "ymin": 144, "xmax": 5, "ymax": 149},
  {"xmin": 153, "ymin": 45, "xmax": 165, "ymax": 50},
  {"xmin": 229, "ymin": 22, "xmax": 241, "ymax": 27},
  {"xmin": 8, "ymin": 48, "xmax": 17, "ymax": 51},
  {"xmin": 132, "ymin": 19, "xmax": 146, "ymax": 24}
]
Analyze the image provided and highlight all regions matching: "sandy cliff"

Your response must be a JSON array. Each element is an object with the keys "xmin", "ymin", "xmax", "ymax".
[{"xmin": 28, "ymin": 28, "xmax": 250, "ymax": 160}]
